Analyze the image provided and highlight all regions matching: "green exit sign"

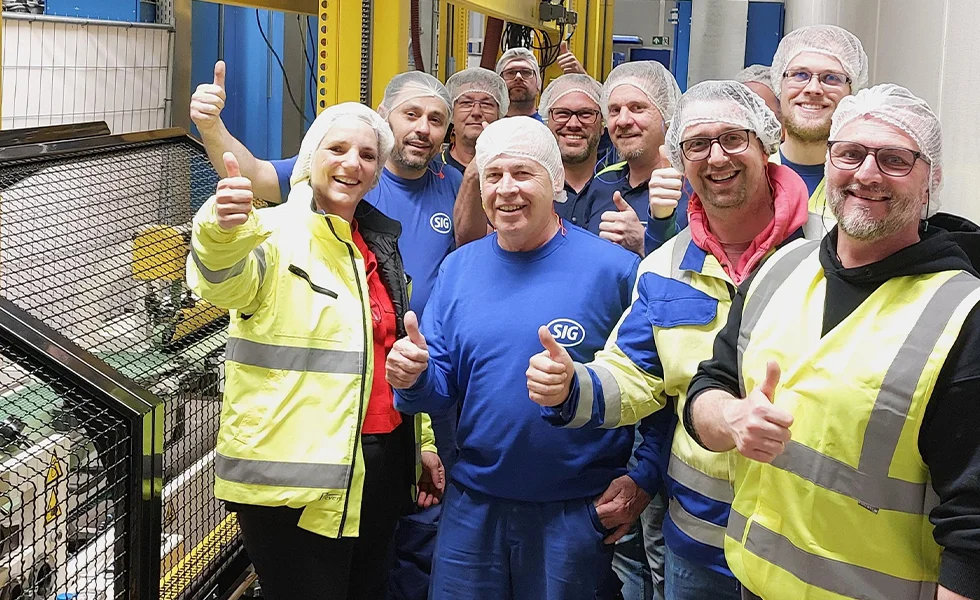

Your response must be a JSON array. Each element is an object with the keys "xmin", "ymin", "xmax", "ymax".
[{"xmin": 651, "ymin": 36, "xmax": 671, "ymax": 46}]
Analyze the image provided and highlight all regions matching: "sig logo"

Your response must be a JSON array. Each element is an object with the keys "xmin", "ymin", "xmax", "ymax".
[
  {"xmin": 547, "ymin": 318, "xmax": 586, "ymax": 347},
  {"xmin": 430, "ymin": 212, "xmax": 453, "ymax": 234}
]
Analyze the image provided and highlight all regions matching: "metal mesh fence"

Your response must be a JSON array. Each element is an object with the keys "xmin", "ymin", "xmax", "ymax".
[
  {"xmin": 0, "ymin": 14, "xmax": 174, "ymax": 134},
  {"xmin": 0, "ymin": 337, "xmax": 132, "ymax": 599},
  {"xmin": 0, "ymin": 132, "xmax": 240, "ymax": 600}
]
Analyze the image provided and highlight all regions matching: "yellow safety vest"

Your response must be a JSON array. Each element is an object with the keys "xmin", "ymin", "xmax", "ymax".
[
  {"xmin": 729, "ymin": 239, "xmax": 980, "ymax": 600},
  {"xmin": 187, "ymin": 197, "xmax": 435, "ymax": 539}
]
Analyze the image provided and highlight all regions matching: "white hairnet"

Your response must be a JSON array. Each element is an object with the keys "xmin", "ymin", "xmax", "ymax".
[
  {"xmin": 378, "ymin": 71, "xmax": 452, "ymax": 118},
  {"xmin": 290, "ymin": 102, "xmax": 394, "ymax": 188},
  {"xmin": 495, "ymin": 47, "xmax": 542, "ymax": 87},
  {"xmin": 539, "ymin": 74, "xmax": 603, "ymax": 121},
  {"xmin": 770, "ymin": 25, "xmax": 869, "ymax": 97},
  {"xmin": 446, "ymin": 68, "xmax": 509, "ymax": 118},
  {"xmin": 734, "ymin": 64, "xmax": 775, "ymax": 93},
  {"xmin": 830, "ymin": 83, "xmax": 943, "ymax": 215},
  {"xmin": 475, "ymin": 116, "xmax": 566, "ymax": 204},
  {"xmin": 664, "ymin": 81, "xmax": 782, "ymax": 170},
  {"xmin": 600, "ymin": 61, "xmax": 681, "ymax": 123}
]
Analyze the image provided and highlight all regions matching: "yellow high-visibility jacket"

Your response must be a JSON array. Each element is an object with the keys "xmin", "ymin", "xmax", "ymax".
[
  {"xmin": 187, "ymin": 196, "xmax": 436, "ymax": 539},
  {"xmin": 729, "ymin": 239, "xmax": 980, "ymax": 600}
]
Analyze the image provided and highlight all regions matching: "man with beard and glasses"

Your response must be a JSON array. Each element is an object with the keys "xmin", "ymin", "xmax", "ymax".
[
  {"xmin": 528, "ymin": 80, "xmax": 817, "ymax": 600},
  {"xmin": 769, "ymin": 25, "xmax": 868, "ymax": 223},
  {"xmin": 435, "ymin": 68, "xmax": 508, "ymax": 176},
  {"xmin": 495, "ymin": 48, "xmax": 544, "ymax": 121},
  {"xmin": 539, "ymin": 74, "xmax": 605, "ymax": 227},
  {"xmin": 685, "ymin": 84, "xmax": 980, "ymax": 600},
  {"xmin": 576, "ymin": 61, "xmax": 683, "ymax": 257}
]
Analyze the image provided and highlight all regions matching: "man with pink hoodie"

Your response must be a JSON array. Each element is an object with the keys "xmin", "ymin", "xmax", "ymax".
[{"xmin": 527, "ymin": 80, "xmax": 820, "ymax": 600}]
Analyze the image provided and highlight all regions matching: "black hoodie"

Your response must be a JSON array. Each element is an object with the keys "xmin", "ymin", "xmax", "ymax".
[{"xmin": 686, "ymin": 214, "xmax": 980, "ymax": 598}]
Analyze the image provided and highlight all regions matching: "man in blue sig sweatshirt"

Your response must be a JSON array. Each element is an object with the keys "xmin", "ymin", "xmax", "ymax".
[{"xmin": 386, "ymin": 116, "xmax": 660, "ymax": 599}]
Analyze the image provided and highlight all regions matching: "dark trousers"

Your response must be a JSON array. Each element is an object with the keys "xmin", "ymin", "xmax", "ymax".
[
  {"xmin": 741, "ymin": 588, "xmax": 762, "ymax": 600},
  {"xmin": 231, "ymin": 427, "xmax": 410, "ymax": 600}
]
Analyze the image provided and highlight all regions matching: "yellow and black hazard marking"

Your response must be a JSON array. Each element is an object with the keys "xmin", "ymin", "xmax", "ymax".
[
  {"xmin": 45, "ymin": 453, "xmax": 64, "ymax": 486},
  {"xmin": 45, "ymin": 490, "xmax": 62, "ymax": 523},
  {"xmin": 163, "ymin": 500, "xmax": 177, "ymax": 528}
]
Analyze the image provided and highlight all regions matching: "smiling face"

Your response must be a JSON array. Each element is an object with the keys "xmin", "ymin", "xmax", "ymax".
[
  {"xmin": 606, "ymin": 84, "xmax": 665, "ymax": 161},
  {"xmin": 780, "ymin": 52, "xmax": 851, "ymax": 144},
  {"xmin": 481, "ymin": 155, "xmax": 559, "ymax": 251},
  {"xmin": 547, "ymin": 91, "xmax": 603, "ymax": 165},
  {"xmin": 386, "ymin": 96, "xmax": 450, "ymax": 172},
  {"xmin": 681, "ymin": 121, "xmax": 769, "ymax": 211},
  {"xmin": 826, "ymin": 117, "xmax": 928, "ymax": 241},
  {"xmin": 310, "ymin": 120, "xmax": 380, "ymax": 216}
]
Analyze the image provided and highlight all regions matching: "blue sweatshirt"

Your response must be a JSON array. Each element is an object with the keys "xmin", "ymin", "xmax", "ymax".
[{"xmin": 394, "ymin": 226, "xmax": 643, "ymax": 501}]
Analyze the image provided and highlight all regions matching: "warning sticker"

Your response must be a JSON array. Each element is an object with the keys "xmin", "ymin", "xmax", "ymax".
[
  {"xmin": 164, "ymin": 500, "xmax": 177, "ymax": 528},
  {"xmin": 45, "ymin": 454, "xmax": 64, "ymax": 486},
  {"xmin": 45, "ymin": 490, "xmax": 62, "ymax": 523}
]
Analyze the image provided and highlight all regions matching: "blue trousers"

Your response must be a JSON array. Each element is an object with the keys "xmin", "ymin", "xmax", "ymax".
[
  {"xmin": 664, "ymin": 545, "xmax": 740, "ymax": 600},
  {"xmin": 429, "ymin": 483, "xmax": 616, "ymax": 600}
]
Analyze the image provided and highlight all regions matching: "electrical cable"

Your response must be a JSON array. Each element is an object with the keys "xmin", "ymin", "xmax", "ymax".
[
  {"xmin": 298, "ymin": 15, "xmax": 316, "ymax": 116},
  {"xmin": 255, "ymin": 9, "xmax": 309, "ymax": 125}
]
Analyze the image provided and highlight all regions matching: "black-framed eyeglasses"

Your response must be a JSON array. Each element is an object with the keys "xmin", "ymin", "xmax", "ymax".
[
  {"xmin": 549, "ymin": 108, "xmax": 601, "ymax": 125},
  {"xmin": 501, "ymin": 68, "xmax": 536, "ymax": 81},
  {"xmin": 456, "ymin": 98, "xmax": 498, "ymax": 112},
  {"xmin": 827, "ymin": 141, "xmax": 927, "ymax": 177},
  {"xmin": 783, "ymin": 70, "xmax": 852, "ymax": 89},
  {"xmin": 680, "ymin": 129, "xmax": 752, "ymax": 162}
]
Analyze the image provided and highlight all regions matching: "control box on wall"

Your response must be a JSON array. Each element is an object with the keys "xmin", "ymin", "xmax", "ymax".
[{"xmin": 44, "ymin": 0, "xmax": 156, "ymax": 23}]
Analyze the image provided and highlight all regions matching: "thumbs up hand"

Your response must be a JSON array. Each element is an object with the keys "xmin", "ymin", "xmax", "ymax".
[
  {"xmin": 526, "ymin": 326, "xmax": 575, "ymax": 407},
  {"xmin": 599, "ymin": 191, "xmax": 646, "ymax": 256},
  {"xmin": 722, "ymin": 361, "xmax": 795, "ymax": 463},
  {"xmin": 190, "ymin": 61, "xmax": 228, "ymax": 132},
  {"xmin": 649, "ymin": 145, "xmax": 685, "ymax": 220},
  {"xmin": 386, "ymin": 311, "xmax": 430, "ymax": 389},
  {"xmin": 557, "ymin": 41, "xmax": 586, "ymax": 75},
  {"xmin": 214, "ymin": 153, "xmax": 254, "ymax": 230}
]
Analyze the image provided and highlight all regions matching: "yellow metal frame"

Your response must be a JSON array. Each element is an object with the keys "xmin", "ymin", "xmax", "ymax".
[
  {"xmin": 317, "ymin": 0, "xmax": 366, "ymax": 109},
  {"xmin": 370, "ymin": 0, "xmax": 409, "ymax": 108}
]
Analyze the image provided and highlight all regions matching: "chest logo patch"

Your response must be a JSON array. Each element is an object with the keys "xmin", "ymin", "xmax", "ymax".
[
  {"xmin": 547, "ymin": 318, "xmax": 586, "ymax": 347},
  {"xmin": 430, "ymin": 212, "xmax": 453, "ymax": 234}
]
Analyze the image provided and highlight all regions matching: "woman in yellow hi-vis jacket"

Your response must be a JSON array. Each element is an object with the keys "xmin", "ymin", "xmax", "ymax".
[{"xmin": 187, "ymin": 102, "xmax": 443, "ymax": 600}]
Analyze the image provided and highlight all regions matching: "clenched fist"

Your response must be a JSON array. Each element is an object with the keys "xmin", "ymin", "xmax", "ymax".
[
  {"xmin": 649, "ymin": 145, "xmax": 684, "ymax": 220},
  {"xmin": 190, "ymin": 61, "xmax": 227, "ymax": 133},
  {"xmin": 386, "ymin": 311, "xmax": 429, "ymax": 389},
  {"xmin": 723, "ymin": 361, "xmax": 794, "ymax": 463},
  {"xmin": 599, "ymin": 191, "xmax": 645, "ymax": 256},
  {"xmin": 214, "ymin": 153, "xmax": 253, "ymax": 231},
  {"xmin": 526, "ymin": 326, "xmax": 575, "ymax": 407}
]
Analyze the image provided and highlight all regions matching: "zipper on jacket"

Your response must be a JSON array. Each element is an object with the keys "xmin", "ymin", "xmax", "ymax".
[
  {"xmin": 288, "ymin": 264, "xmax": 339, "ymax": 298},
  {"xmin": 326, "ymin": 221, "xmax": 369, "ymax": 537}
]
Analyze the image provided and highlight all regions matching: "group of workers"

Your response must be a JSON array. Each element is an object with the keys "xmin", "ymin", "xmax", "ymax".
[{"xmin": 186, "ymin": 22, "xmax": 979, "ymax": 600}]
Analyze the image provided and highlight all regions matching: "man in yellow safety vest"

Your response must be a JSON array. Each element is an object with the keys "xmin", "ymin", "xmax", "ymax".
[{"xmin": 686, "ymin": 84, "xmax": 980, "ymax": 600}]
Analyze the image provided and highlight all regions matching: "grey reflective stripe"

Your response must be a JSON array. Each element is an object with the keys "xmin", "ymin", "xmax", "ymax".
[
  {"xmin": 568, "ymin": 363, "xmax": 595, "ymax": 428},
  {"xmin": 667, "ymin": 452, "xmax": 734, "ymax": 503},
  {"xmin": 668, "ymin": 498, "xmax": 726, "ymax": 548},
  {"xmin": 669, "ymin": 228, "xmax": 694, "ymax": 283},
  {"xmin": 742, "ymin": 518, "xmax": 937, "ymax": 600},
  {"xmin": 766, "ymin": 271, "xmax": 980, "ymax": 513},
  {"xmin": 253, "ymin": 245, "xmax": 268, "ymax": 287},
  {"xmin": 736, "ymin": 241, "xmax": 820, "ymax": 395},
  {"xmin": 226, "ymin": 337, "xmax": 363, "ymax": 374},
  {"xmin": 215, "ymin": 453, "xmax": 349, "ymax": 488},
  {"xmin": 190, "ymin": 245, "xmax": 267, "ymax": 286},
  {"xmin": 592, "ymin": 364, "xmax": 623, "ymax": 428},
  {"xmin": 190, "ymin": 245, "xmax": 247, "ymax": 284},
  {"xmin": 726, "ymin": 506, "xmax": 748, "ymax": 541},
  {"xmin": 802, "ymin": 211, "xmax": 828, "ymax": 240}
]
